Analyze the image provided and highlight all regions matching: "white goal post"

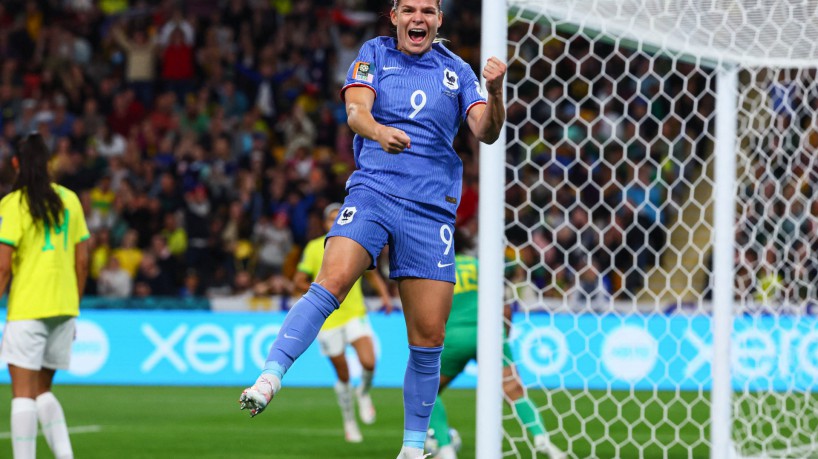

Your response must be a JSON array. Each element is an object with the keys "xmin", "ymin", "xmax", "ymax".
[{"xmin": 478, "ymin": 1, "xmax": 818, "ymax": 459}]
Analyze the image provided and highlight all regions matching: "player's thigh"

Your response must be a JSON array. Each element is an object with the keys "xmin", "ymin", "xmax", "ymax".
[
  {"xmin": 400, "ymin": 278, "xmax": 453, "ymax": 346},
  {"xmin": 317, "ymin": 237, "xmax": 375, "ymax": 301},
  {"xmin": 42, "ymin": 316, "xmax": 75, "ymax": 371},
  {"xmin": 7, "ymin": 365, "xmax": 41, "ymax": 398},
  {"xmin": 317, "ymin": 325, "xmax": 346, "ymax": 357},
  {"xmin": 323, "ymin": 187, "xmax": 389, "ymax": 297},
  {"xmin": 440, "ymin": 327, "xmax": 478, "ymax": 379},
  {"xmin": 1, "ymin": 319, "xmax": 49, "ymax": 371},
  {"xmin": 387, "ymin": 200, "xmax": 456, "ymax": 283}
]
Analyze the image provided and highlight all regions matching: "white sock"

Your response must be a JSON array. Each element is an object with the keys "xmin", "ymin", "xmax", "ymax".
[
  {"xmin": 36, "ymin": 392, "xmax": 73, "ymax": 459},
  {"xmin": 359, "ymin": 369, "xmax": 374, "ymax": 395},
  {"xmin": 11, "ymin": 397, "xmax": 37, "ymax": 459},
  {"xmin": 334, "ymin": 381, "xmax": 356, "ymax": 422}
]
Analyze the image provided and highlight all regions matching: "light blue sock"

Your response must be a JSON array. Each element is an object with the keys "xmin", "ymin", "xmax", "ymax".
[
  {"xmin": 263, "ymin": 283, "xmax": 339, "ymax": 379},
  {"xmin": 403, "ymin": 345, "xmax": 443, "ymax": 449}
]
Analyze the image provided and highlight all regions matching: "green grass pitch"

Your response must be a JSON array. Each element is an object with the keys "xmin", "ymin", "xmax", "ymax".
[
  {"xmin": 0, "ymin": 385, "xmax": 714, "ymax": 458},
  {"xmin": 0, "ymin": 386, "xmax": 477, "ymax": 459}
]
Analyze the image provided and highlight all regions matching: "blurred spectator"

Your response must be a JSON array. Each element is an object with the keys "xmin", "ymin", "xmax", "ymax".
[
  {"xmin": 161, "ymin": 27, "xmax": 195, "ymax": 102},
  {"xmin": 161, "ymin": 211, "xmax": 188, "ymax": 258},
  {"xmin": 570, "ymin": 257, "xmax": 611, "ymax": 311},
  {"xmin": 98, "ymin": 256, "xmax": 132, "ymax": 298},
  {"xmin": 281, "ymin": 105, "xmax": 316, "ymax": 159},
  {"xmin": 112, "ymin": 229, "xmax": 143, "ymax": 278},
  {"xmin": 218, "ymin": 80, "xmax": 249, "ymax": 126},
  {"xmin": 134, "ymin": 252, "xmax": 175, "ymax": 297},
  {"xmin": 236, "ymin": 59, "xmax": 286, "ymax": 124},
  {"xmin": 87, "ymin": 175, "xmax": 116, "ymax": 230},
  {"xmin": 621, "ymin": 163, "xmax": 667, "ymax": 267},
  {"xmin": 157, "ymin": 6, "xmax": 195, "ymax": 47},
  {"xmin": 111, "ymin": 20, "xmax": 158, "ymax": 108},
  {"xmin": 107, "ymin": 90, "xmax": 144, "ymax": 137},
  {"xmin": 755, "ymin": 244, "xmax": 784, "ymax": 304},
  {"xmin": 87, "ymin": 228, "xmax": 112, "ymax": 294},
  {"xmin": 253, "ymin": 211, "xmax": 293, "ymax": 280},
  {"xmin": 179, "ymin": 269, "xmax": 201, "ymax": 298},
  {"xmin": 50, "ymin": 95, "xmax": 74, "ymax": 137},
  {"xmin": 183, "ymin": 184, "xmax": 211, "ymax": 272},
  {"xmin": 16, "ymin": 98, "xmax": 38, "ymax": 133}
]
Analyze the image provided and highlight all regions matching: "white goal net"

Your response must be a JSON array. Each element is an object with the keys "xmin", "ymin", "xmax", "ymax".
[{"xmin": 496, "ymin": 1, "xmax": 818, "ymax": 458}]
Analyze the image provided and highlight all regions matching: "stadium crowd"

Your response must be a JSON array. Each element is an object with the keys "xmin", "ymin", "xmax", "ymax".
[
  {"xmin": 502, "ymin": 22, "xmax": 716, "ymax": 306},
  {"xmin": 734, "ymin": 77, "xmax": 818, "ymax": 306},
  {"xmin": 0, "ymin": 0, "xmax": 459, "ymax": 301},
  {"xmin": 2, "ymin": 1, "xmax": 811, "ymax": 307}
]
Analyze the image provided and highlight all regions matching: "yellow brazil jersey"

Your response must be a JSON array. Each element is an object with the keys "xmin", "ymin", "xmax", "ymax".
[
  {"xmin": 298, "ymin": 236, "xmax": 367, "ymax": 331},
  {"xmin": 89, "ymin": 187, "xmax": 115, "ymax": 216},
  {"xmin": 112, "ymin": 247, "xmax": 142, "ymax": 278},
  {"xmin": 0, "ymin": 185, "xmax": 90, "ymax": 321}
]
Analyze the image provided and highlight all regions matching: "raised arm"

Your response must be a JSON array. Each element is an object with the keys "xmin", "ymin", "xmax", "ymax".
[
  {"xmin": 345, "ymin": 86, "xmax": 411, "ymax": 153},
  {"xmin": 467, "ymin": 56, "xmax": 507, "ymax": 144},
  {"xmin": 111, "ymin": 25, "xmax": 132, "ymax": 52}
]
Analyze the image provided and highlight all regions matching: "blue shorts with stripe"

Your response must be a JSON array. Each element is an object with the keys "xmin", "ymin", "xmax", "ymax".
[{"xmin": 327, "ymin": 185, "xmax": 456, "ymax": 283}]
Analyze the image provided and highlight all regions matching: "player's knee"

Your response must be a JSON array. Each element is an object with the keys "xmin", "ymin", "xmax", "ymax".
[
  {"xmin": 359, "ymin": 357, "xmax": 375, "ymax": 371},
  {"xmin": 314, "ymin": 279, "xmax": 350, "ymax": 304},
  {"xmin": 503, "ymin": 376, "xmax": 524, "ymax": 400},
  {"xmin": 411, "ymin": 329, "xmax": 445, "ymax": 347}
]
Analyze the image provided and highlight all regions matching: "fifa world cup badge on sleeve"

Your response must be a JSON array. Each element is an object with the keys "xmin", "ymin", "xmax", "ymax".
[{"xmin": 353, "ymin": 62, "xmax": 374, "ymax": 83}]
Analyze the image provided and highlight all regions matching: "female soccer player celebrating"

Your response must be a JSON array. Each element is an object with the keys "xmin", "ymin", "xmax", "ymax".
[
  {"xmin": 241, "ymin": 1, "xmax": 506, "ymax": 457},
  {"xmin": 0, "ymin": 133, "xmax": 90, "ymax": 459}
]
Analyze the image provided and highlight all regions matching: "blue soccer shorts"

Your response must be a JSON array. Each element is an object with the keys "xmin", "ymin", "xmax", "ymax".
[{"xmin": 327, "ymin": 185, "xmax": 456, "ymax": 283}]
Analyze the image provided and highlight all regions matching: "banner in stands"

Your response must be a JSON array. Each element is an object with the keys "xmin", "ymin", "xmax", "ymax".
[{"xmin": 0, "ymin": 310, "xmax": 815, "ymax": 390}]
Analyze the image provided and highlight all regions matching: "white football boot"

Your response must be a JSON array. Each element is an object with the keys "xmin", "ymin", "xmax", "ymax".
[
  {"xmin": 356, "ymin": 387, "xmax": 377, "ymax": 425},
  {"xmin": 344, "ymin": 420, "xmax": 363, "ymax": 443},
  {"xmin": 239, "ymin": 373, "xmax": 281, "ymax": 417}
]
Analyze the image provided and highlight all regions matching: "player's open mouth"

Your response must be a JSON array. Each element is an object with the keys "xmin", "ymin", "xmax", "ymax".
[{"xmin": 408, "ymin": 28, "xmax": 427, "ymax": 43}]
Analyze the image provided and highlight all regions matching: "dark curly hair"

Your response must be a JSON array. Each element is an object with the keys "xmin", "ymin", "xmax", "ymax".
[{"xmin": 13, "ymin": 133, "xmax": 64, "ymax": 228}]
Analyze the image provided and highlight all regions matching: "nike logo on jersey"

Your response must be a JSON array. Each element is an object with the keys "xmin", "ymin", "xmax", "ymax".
[
  {"xmin": 437, "ymin": 261, "xmax": 454, "ymax": 268},
  {"xmin": 382, "ymin": 66, "xmax": 402, "ymax": 70},
  {"xmin": 421, "ymin": 401, "xmax": 435, "ymax": 407},
  {"xmin": 282, "ymin": 333, "xmax": 303, "ymax": 342}
]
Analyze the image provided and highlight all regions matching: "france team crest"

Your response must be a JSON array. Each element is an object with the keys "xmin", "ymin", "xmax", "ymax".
[
  {"xmin": 443, "ymin": 68, "xmax": 459, "ymax": 90},
  {"xmin": 338, "ymin": 207, "xmax": 357, "ymax": 226}
]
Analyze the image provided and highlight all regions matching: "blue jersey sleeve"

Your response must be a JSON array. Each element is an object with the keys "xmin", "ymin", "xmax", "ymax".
[
  {"xmin": 457, "ymin": 62, "xmax": 487, "ymax": 122},
  {"xmin": 342, "ymin": 39, "xmax": 380, "ymax": 99}
]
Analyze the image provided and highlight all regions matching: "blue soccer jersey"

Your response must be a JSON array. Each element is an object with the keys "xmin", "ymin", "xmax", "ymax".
[{"xmin": 341, "ymin": 37, "xmax": 487, "ymax": 216}]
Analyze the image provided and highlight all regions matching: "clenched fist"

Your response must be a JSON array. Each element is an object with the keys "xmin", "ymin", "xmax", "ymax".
[{"xmin": 483, "ymin": 56, "xmax": 507, "ymax": 97}]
